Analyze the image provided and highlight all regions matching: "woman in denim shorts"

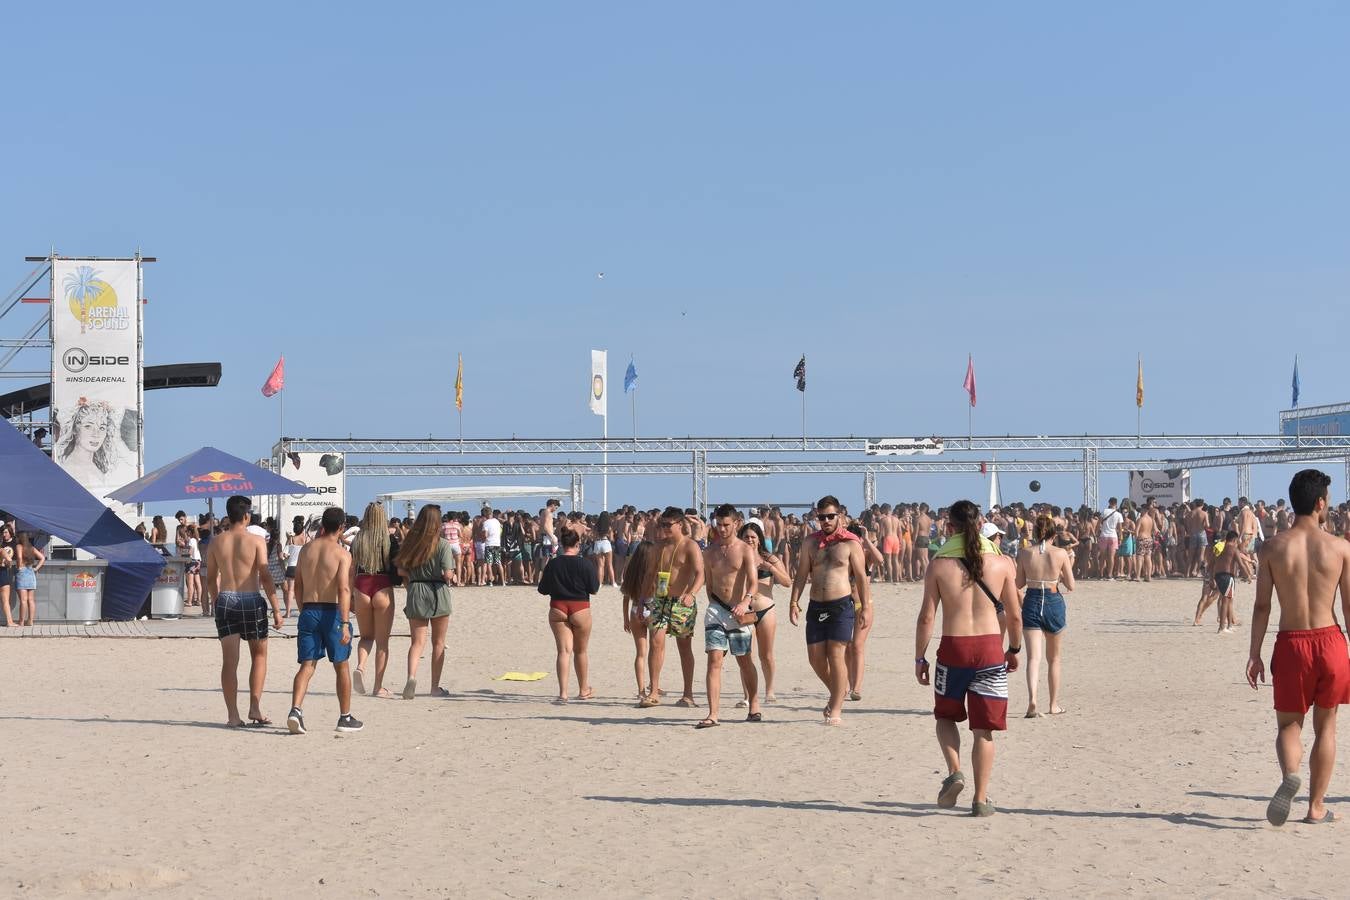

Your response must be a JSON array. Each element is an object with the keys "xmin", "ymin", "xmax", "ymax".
[{"xmin": 1015, "ymin": 514, "xmax": 1076, "ymax": 718}]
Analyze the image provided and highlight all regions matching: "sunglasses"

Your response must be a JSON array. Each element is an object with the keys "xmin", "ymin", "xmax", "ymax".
[{"xmin": 815, "ymin": 513, "xmax": 838, "ymax": 522}]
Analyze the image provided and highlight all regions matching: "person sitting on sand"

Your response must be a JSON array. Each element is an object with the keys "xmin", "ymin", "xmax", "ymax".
[
  {"xmin": 916, "ymin": 499, "xmax": 1023, "ymax": 817},
  {"xmin": 1247, "ymin": 469, "xmax": 1350, "ymax": 826},
  {"xmin": 537, "ymin": 527, "xmax": 600, "ymax": 703}
]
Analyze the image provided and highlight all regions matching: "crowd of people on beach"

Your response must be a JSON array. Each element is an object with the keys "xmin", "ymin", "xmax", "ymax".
[
  {"xmin": 179, "ymin": 470, "xmax": 1350, "ymax": 822},
  {"xmin": 11, "ymin": 472, "xmax": 1347, "ymax": 822}
]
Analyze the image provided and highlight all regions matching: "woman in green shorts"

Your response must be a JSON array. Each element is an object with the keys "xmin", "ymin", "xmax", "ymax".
[{"xmin": 395, "ymin": 504, "xmax": 455, "ymax": 699}]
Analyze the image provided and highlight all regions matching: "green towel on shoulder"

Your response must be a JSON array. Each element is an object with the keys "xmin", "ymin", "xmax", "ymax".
[{"xmin": 931, "ymin": 533, "xmax": 1000, "ymax": 558}]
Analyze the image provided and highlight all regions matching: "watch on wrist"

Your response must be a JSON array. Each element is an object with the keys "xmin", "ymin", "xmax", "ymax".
[{"xmin": 1006, "ymin": 645, "xmax": 1021, "ymax": 654}]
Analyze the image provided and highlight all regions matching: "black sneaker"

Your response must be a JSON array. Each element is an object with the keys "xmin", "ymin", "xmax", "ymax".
[
  {"xmin": 336, "ymin": 714, "xmax": 364, "ymax": 733},
  {"xmin": 286, "ymin": 707, "xmax": 306, "ymax": 735}
]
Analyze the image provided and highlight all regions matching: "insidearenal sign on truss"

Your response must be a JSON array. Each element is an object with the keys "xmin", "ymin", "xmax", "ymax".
[{"xmin": 865, "ymin": 438, "xmax": 945, "ymax": 456}]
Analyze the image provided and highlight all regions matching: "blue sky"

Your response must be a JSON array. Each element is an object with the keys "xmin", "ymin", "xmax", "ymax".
[{"xmin": 3, "ymin": 3, "xmax": 1348, "ymax": 513}]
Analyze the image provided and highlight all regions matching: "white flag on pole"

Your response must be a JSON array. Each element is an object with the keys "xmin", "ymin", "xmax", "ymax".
[{"xmin": 589, "ymin": 350, "xmax": 607, "ymax": 416}]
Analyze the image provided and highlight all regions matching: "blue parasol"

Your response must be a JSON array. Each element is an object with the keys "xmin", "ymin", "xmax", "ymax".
[{"xmin": 107, "ymin": 446, "xmax": 313, "ymax": 504}]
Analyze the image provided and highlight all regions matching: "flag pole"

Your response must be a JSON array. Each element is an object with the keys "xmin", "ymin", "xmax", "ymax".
[
  {"xmin": 602, "ymin": 408, "xmax": 608, "ymax": 512},
  {"xmin": 630, "ymin": 353, "xmax": 637, "ymax": 449},
  {"xmin": 801, "ymin": 352, "xmax": 807, "ymax": 451}
]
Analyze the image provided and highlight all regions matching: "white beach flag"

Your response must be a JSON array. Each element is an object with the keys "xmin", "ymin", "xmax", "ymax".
[{"xmin": 589, "ymin": 350, "xmax": 607, "ymax": 417}]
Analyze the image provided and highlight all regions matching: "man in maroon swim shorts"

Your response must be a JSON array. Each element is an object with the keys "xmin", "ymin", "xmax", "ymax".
[{"xmin": 916, "ymin": 500, "xmax": 1023, "ymax": 818}]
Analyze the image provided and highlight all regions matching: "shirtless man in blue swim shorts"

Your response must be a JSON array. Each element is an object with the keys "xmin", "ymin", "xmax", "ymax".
[
  {"xmin": 204, "ymin": 496, "xmax": 283, "ymax": 728},
  {"xmin": 916, "ymin": 499, "xmax": 1023, "ymax": 817},
  {"xmin": 790, "ymin": 495, "xmax": 872, "ymax": 725},
  {"xmin": 287, "ymin": 507, "xmax": 363, "ymax": 735}
]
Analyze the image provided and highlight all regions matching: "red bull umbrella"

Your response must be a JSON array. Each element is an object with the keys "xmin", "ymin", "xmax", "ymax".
[{"xmin": 107, "ymin": 446, "xmax": 313, "ymax": 503}]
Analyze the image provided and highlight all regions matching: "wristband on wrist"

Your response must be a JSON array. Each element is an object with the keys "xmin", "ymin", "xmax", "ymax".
[
  {"xmin": 1006, "ymin": 645, "xmax": 1021, "ymax": 654},
  {"xmin": 915, "ymin": 657, "xmax": 927, "ymax": 665}
]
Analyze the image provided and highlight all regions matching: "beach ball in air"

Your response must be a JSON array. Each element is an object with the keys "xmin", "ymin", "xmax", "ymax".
[{"xmin": 1029, "ymin": 480, "xmax": 1041, "ymax": 492}]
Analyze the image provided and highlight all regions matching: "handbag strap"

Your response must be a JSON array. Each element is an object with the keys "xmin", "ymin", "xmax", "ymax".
[{"xmin": 957, "ymin": 557, "xmax": 1001, "ymax": 608}]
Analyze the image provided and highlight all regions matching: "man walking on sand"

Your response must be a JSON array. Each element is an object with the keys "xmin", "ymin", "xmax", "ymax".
[
  {"xmin": 1247, "ymin": 469, "xmax": 1350, "ymax": 826},
  {"xmin": 287, "ymin": 507, "xmax": 363, "ymax": 735},
  {"xmin": 916, "ymin": 499, "xmax": 1023, "ymax": 817},
  {"xmin": 204, "ymin": 495, "xmax": 283, "ymax": 727},
  {"xmin": 639, "ymin": 506, "xmax": 704, "ymax": 709},
  {"xmin": 698, "ymin": 504, "xmax": 761, "ymax": 728},
  {"xmin": 789, "ymin": 495, "xmax": 872, "ymax": 725}
]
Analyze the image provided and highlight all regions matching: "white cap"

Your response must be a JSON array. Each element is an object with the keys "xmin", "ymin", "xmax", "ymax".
[{"xmin": 980, "ymin": 522, "xmax": 1005, "ymax": 539}]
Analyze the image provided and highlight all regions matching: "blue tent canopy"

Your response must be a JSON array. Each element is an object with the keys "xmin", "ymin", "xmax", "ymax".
[
  {"xmin": 0, "ymin": 418, "xmax": 163, "ymax": 620},
  {"xmin": 107, "ymin": 446, "xmax": 313, "ymax": 504}
]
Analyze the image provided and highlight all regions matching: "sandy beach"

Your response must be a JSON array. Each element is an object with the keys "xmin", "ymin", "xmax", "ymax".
[{"xmin": 0, "ymin": 576, "xmax": 1341, "ymax": 898}]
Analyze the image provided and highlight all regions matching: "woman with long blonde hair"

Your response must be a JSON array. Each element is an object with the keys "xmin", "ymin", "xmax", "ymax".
[
  {"xmin": 395, "ymin": 504, "xmax": 455, "ymax": 699},
  {"xmin": 351, "ymin": 502, "xmax": 400, "ymax": 699}
]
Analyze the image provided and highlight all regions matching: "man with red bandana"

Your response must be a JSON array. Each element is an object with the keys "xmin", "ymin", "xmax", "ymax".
[{"xmin": 789, "ymin": 495, "xmax": 871, "ymax": 725}]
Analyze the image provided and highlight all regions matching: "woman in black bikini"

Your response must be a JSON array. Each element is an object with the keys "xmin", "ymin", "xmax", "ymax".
[{"xmin": 738, "ymin": 522, "xmax": 787, "ymax": 704}]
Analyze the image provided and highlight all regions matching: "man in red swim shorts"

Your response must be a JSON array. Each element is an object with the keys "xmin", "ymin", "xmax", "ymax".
[
  {"xmin": 1247, "ymin": 469, "xmax": 1350, "ymax": 826},
  {"xmin": 915, "ymin": 499, "xmax": 1023, "ymax": 817}
]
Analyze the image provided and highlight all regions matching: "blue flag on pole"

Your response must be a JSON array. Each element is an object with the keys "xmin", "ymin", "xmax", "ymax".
[
  {"xmin": 1292, "ymin": 357, "xmax": 1300, "ymax": 408},
  {"xmin": 624, "ymin": 360, "xmax": 638, "ymax": 393}
]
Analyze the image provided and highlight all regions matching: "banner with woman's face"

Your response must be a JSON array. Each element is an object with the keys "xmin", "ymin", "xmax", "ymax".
[{"xmin": 49, "ymin": 259, "xmax": 142, "ymax": 516}]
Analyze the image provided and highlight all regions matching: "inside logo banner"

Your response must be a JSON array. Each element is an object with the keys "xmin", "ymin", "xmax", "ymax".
[
  {"xmin": 49, "ymin": 259, "xmax": 142, "ymax": 517},
  {"xmin": 1128, "ymin": 469, "xmax": 1191, "ymax": 505},
  {"xmin": 865, "ymin": 438, "xmax": 945, "ymax": 456},
  {"xmin": 276, "ymin": 452, "xmax": 346, "ymax": 529}
]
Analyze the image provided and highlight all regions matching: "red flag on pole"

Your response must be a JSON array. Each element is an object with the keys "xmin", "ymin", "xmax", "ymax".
[
  {"xmin": 261, "ymin": 356, "xmax": 285, "ymax": 398},
  {"xmin": 962, "ymin": 355, "xmax": 976, "ymax": 407}
]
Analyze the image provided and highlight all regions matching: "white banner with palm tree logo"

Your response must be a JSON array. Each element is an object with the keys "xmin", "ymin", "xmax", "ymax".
[{"xmin": 49, "ymin": 259, "xmax": 143, "ymax": 508}]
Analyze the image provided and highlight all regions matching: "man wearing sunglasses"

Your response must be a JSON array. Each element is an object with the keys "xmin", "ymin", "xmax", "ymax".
[
  {"xmin": 640, "ymin": 506, "xmax": 704, "ymax": 709},
  {"xmin": 790, "ymin": 495, "xmax": 872, "ymax": 725}
]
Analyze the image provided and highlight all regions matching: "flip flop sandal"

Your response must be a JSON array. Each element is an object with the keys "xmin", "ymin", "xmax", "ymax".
[
  {"xmin": 247, "ymin": 716, "xmax": 272, "ymax": 727},
  {"xmin": 637, "ymin": 696, "xmax": 661, "ymax": 708},
  {"xmin": 746, "ymin": 712, "xmax": 763, "ymax": 722},
  {"xmin": 1267, "ymin": 774, "xmax": 1302, "ymax": 827},
  {"xmin": 352, "ymin": 670, "xmax": 366, "ymax": 696},
  {"xmin": 401, "ymin": 678, "xmax": 417, "ymax": 700},
  {"xmin": 1304, "ymin": 810, "xmax": 1338, "ymax": 825},
  {"xmin": 695, "ymin": 719, "xmax": 720, "ymax": 729},
  {"xmin": 675, "ymin": 697, "xmax": 697, "ymax": 708},
  {"xmin": 937, "ymin": 772, "xmax": 965, "ymax": 808}
]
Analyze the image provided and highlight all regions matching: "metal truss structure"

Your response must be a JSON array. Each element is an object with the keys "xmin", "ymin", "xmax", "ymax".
[
  {"xmin": 279, "ymin": 434, "xmax": 1350, "ymax": 455},
  {"xmin": 280, "ymin": 433, "xmax": 1350, "ymax": 514}
]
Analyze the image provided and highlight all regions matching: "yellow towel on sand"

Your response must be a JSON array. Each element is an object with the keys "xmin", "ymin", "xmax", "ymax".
[{"xmin": 494, "ymin": 672, "xmax": 550, "ymax": 682}]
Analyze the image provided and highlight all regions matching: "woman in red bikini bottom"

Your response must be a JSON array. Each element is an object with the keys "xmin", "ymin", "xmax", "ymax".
[
  {"xmin": 350, "ymin": 503, "xmax": 401, "ymax": 698},
  {"xmin": 537, "ymin": 527, "xmax": 601, "ymax": 702}
]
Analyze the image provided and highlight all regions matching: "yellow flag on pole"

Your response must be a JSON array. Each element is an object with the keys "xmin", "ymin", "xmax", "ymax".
[{"xmin": 455, "ymin": 354, "xmax": 463, "ymax": 411}]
